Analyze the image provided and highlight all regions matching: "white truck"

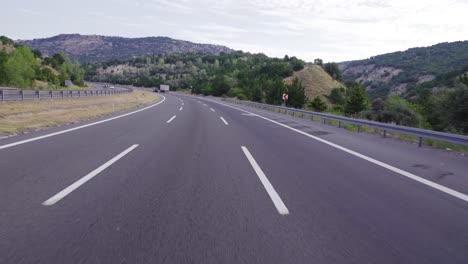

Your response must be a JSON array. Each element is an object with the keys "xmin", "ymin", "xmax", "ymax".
[{"xmin": 160, "ymin": 85, "xmax": 170, "ymax": 93}]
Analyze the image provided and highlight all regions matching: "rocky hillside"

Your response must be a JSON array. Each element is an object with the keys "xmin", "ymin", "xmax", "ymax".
[
  {"xmin": 339, "ymin": 41, "xmax": 468, "ymax": 98},
  {"xmin": 19, "ymin": 34, "xmax": 234, "ymax": 63}
]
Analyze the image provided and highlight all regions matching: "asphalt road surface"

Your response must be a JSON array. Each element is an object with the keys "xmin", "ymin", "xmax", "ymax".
[{"xmin": 1, "ymin": 93, "xmax": 467, "ymax": 263}]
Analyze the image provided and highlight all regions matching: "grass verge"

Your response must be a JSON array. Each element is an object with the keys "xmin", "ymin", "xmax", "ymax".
[{"xmin": 0, "ymin": 90, "xmax": 159, "ymax": 135}]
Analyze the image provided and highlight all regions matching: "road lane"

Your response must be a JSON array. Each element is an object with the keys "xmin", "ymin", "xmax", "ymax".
[
  {"xmin": 183, "ymin": 94, "xmax": 468, "ymax": 263},
  {"xmin": 1, "ymin": 93, "xmax": 468, "ymax": 263},
  {"xmin": 1, "ymin": 93, "xmax": 288, "ymax": 263},
  {"xmin": 42, "ymin": 144, "xmax": 139, "ymax": 206}
]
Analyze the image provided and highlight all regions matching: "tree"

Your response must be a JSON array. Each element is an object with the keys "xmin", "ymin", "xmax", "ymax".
[
  {"xmin": 289, "ymin": 56, "xmax": 305, "ymax": 71},
  {"xmin": 439, "ymin": 87, "xmax": 468, "ymax": 133},
  {"xmin": 37, "ymin": 67, "xmax": 59, "ymax": 86},
  {"xmin": 250, "ymin": 81, "xmax": 263, "ymax": 102},
  {"xmin": 328, "ymin": 87, "xmax": 346, "ymax": 105},
  {"xmin": 381, "ymin": 95, "xmax": 421, "ymax": 126},
  {"xmin": 0, "ymin": 36, "xmax": 14, "ymax": 45},
  {"xmin": 0, "ymin": 50, "xmax": 7, "ymax": 85},
  {"xmin": 211, "ymin": 74, "xmax": 231, "ymax": 96},
  {"xmin": 286, "ymin": 77, "xmax": 306, "ymax": 108},
  {"xmin": 69, "ymin": 61, "xmax": 85, "ymax": 86},
  {"xmin": 5, "ymin": 46, "xmax": 37, "ymax": 88},
  {"xmin": 52, "ymin": 52, "xmax": 66, "ymax": 67},
  {"xmin": 308, "ymin": 96, "xmax": 327, "ymax": 112},
  {"xmin": 459, "ymin": 73, "xmax": 468, "ymax": 86},
  {"xmin": 323, "ymin": 62, "xmax": 342, "ymax": 81},
  {"xmin": 32, "ymin": 49, "xmax": 42, "ymax": 59},
  {"xmin": 264, "ymin": 78, "xmax": 286, "ymax": 105},
  {"xmin": 344, "ymin": 82, "xmax": 369, "ymax": 116},
  {"xmin": 314, "ymin": 58, "xmax": 323, "ymax": 66}
]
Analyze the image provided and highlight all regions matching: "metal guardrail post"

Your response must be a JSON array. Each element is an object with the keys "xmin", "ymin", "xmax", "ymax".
[
  {"xmin": 357, "ymin": 125, "xmax": 362, "ymax": 133},
  {"xmin": 418, "ymin": 137, "xmax": 423, "ymax": 147},
  {"xmin": 50, "ymin": 90, "xmax": 53, "ymax": 99},
  {"xmin": 338, "ymin": 121, "xmax": 342, "ymax": 128},
  {"xmin": 383, "ymin": 130, "xmax": 387, "ymax": 138},
  {"xmin": 61, "ymin": 90, "xmax": 64, "ymax": 99},
  {"xmin": 0, "ymin": 90, "xmax": 3, "ymax": 101},
  {"xmin": 37, "ymin": 90, "xmax": 40, "ymax": 99},
  {"xmin": 21, "ymin": 90, "xmax": 24, "ymax": 101},
  {"xmin": 78, "ymin": 91, "xmax": 81, "ymax": 98}
]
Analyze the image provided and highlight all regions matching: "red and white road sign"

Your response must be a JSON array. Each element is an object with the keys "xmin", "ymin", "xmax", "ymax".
[{"xmin": 283, "ymin": 93, "xmax": 288, "ymax": 101}]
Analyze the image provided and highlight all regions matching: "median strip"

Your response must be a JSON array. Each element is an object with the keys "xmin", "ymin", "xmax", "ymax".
[
  {"xmin": 42, "ymin": 144, "xmax": 139, "ymax": 206},
  {"xmin": 241, "ymin": 146, "xmax": 289, "ymax": 215}
]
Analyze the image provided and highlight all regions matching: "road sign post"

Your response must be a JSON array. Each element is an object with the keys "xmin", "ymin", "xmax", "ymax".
[{"xmin": 282, "ymin": 93, "xmax": 288, "ymax": 106}]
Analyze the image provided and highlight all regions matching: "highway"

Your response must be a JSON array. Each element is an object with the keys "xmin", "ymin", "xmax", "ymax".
[{"xmin": 1, "ymin": 93, "xmax": 467, "ymax": 263}]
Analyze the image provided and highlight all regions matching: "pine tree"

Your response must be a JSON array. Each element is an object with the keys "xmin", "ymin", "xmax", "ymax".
[
  {"xmin": 308, "ymin": 96, "xmax": 327, "ymax": 112},
  {"xmin": 344, "ymin": 83, "xmax": 369, "ymax": 116},
  {"xmin": 286, "ymin": 77, "xmax": 306, "ymax": 108}
]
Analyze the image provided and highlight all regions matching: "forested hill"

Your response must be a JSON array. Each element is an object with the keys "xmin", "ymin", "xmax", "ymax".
[
  {"xmin": 19, "ymin": 34, "xmax": 234, "ymax": 63},
  {"xmin": 0, "ymin": 36, "xmax": 85, "ymax": 89},
  {"xmin": 339, "ymin": 41, "xmax": 468, "ymax": 98},
  {"xmin": 85, "ymin": 52, "xmax": 344, "ymax": 106}
]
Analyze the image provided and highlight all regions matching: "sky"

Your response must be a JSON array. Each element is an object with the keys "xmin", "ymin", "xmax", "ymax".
[{"xmin": 3, "ymin": 0, "xmax": 468, "ymax": 62}]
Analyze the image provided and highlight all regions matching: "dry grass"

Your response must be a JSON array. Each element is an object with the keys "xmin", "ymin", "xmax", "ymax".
[
  {"xmin": 284, "ymin": 64, "xmax": 343, "ymax": 103},
  {"xmin": 0, "ymin": 90, "xmax": 159, "ymax": 135}
]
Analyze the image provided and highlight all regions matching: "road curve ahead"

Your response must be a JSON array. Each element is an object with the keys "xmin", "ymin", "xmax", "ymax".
[{"xmin": 1, "ymin": 93, "xmax": 467, "ymax": 264}]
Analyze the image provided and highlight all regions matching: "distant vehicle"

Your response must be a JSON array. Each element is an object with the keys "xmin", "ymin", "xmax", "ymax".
[
  {"xmin": 153, "ymin": 88, "xmax": 159, "ymax": 93},
  {"xmin": 160, "ymin": 84, "xmax": 170, "ymax": 93},
  {"xmin": 110, "ymin": 86, "xmax": 115, "ymax": 89},
  {"xmin": 102, "ymin": 84, "xmax": 109, "ymax": 89}
]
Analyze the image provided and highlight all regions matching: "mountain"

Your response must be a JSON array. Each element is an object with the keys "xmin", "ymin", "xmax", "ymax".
[
  {"xmin": 18, "ymin": 34, "xmax": 234, "ymax": 63},
  {"xmin": 339, "ymin": 41, "xmax": 468, "ymax": 99}
]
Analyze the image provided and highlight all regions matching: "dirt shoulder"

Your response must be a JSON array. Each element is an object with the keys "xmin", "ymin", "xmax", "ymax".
[{"xmin": 0, "ymin": 90, "xmax": 159, "ymax": 136}]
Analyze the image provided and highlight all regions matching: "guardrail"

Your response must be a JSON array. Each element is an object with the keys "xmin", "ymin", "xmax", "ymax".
[
  {"xmin": 224, "ymin": 98, "xmax": 468, "ymax": 147},
  {"xmin": 0, "ymin": 88, "xmax": 131, "ymax": 102}
]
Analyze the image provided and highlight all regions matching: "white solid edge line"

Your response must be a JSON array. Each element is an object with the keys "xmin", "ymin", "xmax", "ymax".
[
  {"xmin": 167, "ymin": 115, "xmax": 177, "ymax": 123},
  {"xmin": 220, "ymin": 117, "xmax": 229, "ymax": 125},
  {"xmin": 197, "ymin": 97, "xmax": 468, "ymax": 203},
  {"xmin": 0, "ymin": 96, "xmax": 166, "ymax": 150},
  {"xmin": 203, "ymin": 103, "xmax": 207, "ymax": 106},
  {"xmin": 179, "ymin": 107, "xmax": 183, "ymax": 111},
  {"xmin": 42, "ymin": 144, "xmax": 139, "ymax": 206},
  {"xmin": 210, "ymin": 108, "xmax": 215, "ymax": 112},
  {"xmin": 241, "ymin": 146, "xmax": 289, "ymax": 215}
]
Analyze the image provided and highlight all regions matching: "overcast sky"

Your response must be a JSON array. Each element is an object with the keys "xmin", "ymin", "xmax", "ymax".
[{"xmin": 3, "ymin": 0, "xmax": 468, "ymax": 62}]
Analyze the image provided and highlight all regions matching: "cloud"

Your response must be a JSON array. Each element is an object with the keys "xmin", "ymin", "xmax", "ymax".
[
  {"xmin": 17, "ymin": 8, "xmax": 40, "ymax": 16},
  {"xmin": 3, "ymin": 0, "xmax": 468, "ymax": 62}
]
